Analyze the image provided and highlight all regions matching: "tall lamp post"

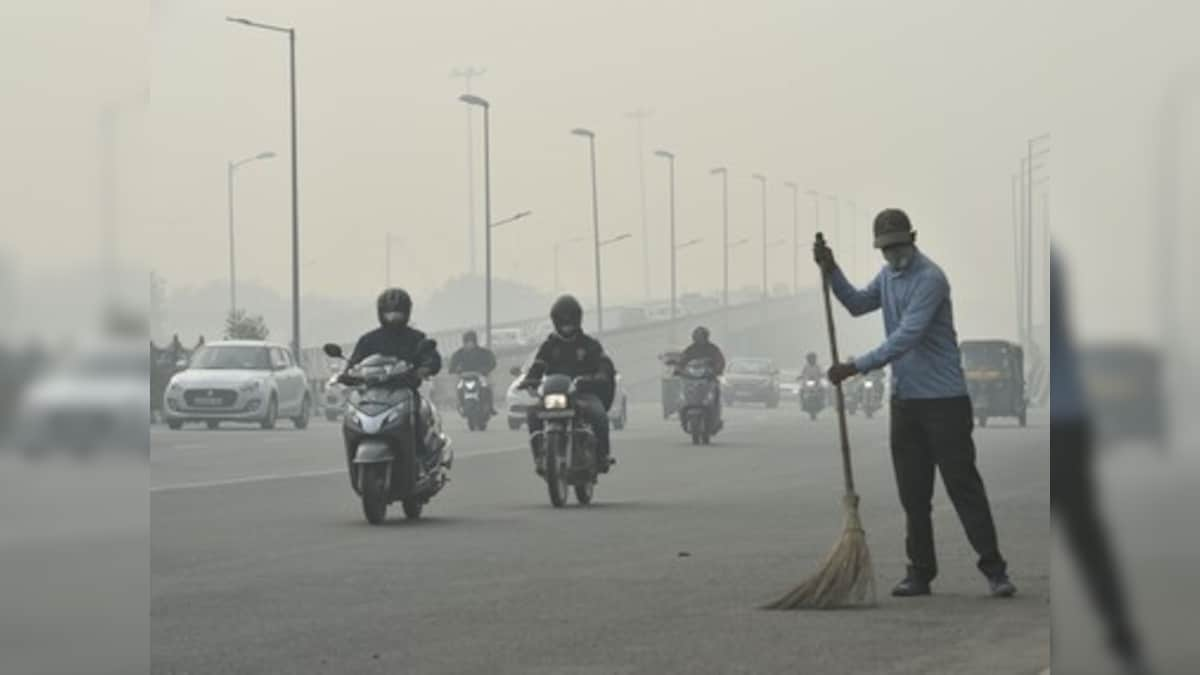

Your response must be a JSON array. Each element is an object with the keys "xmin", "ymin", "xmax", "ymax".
[
  {"xmin": 654, "ymin": 150, "xmax": 677, "ymax": 330},
  {"xmin": 784, "ymin": 181, "xmax": 799, "ymax": 295},
  {"xmin": 227, "ymin": 150, "xmax": 275, "ymax": 315},
  {"xmin": 571, "ymin": 128, "xmax": 605, "ymax": 334},
  {"xmin": 458, "ymin": 94, "xmax": 493, "ymax": 346},
  {"xmin": 752, "ymin": 173, "xmax": 768, "ymax": 299},
  {"xmin": 710, "ymin": 167, "xmax": 730, "ymax": 308},
  {"xmin": 227, "ymin": 16, "xmax": 301, "ymax": 358},
  {"xmin": 451, "ymin": 66, "xmax": 486, "ymax": 275}
]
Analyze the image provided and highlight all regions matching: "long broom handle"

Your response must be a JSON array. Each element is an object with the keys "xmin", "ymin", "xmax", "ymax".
[{"xmin": 816, "ymin": 233, "xmax": 856, "ymax": 496}]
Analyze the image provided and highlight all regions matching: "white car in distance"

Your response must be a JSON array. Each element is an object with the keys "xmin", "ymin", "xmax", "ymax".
[{"xmin": 162, "ymin": 340, "xmax": 312, "ymax": 430}]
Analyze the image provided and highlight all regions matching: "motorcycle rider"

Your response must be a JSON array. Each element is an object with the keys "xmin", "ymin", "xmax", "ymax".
[
  {"xmin": 343, "ymin": 288, "xmax": 442, "ymax": 454},
  {"xmin": 521, "ymin": 295, "xmax": 614, "ymax": 472},
  {"xmin": 676, "ymin": 326, "xmax": 726, "ymax": 432},
  {"xmin": 800, "ymin": 352, "xmax": 824, "ymax": 382},
  {"xmin": 448, "ymin": 330, "xmax": 498, "ymax": 414}
]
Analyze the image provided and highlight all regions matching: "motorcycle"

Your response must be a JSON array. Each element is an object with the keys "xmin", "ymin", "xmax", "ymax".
[
  {"xmin": 800, "ymin": 378, "xmax": 825, "ymax": 421},
  {"xmin": 323, "ymin": 343, "xmax": 452, "ymax": 524},
  {"xmin": 842, "ymin": 377, "xmax": 862, "ymax": 416},
  {"xmin": 861, "ymin": 376, "xmax": 884, "ymax": 418},
  {"xmin": 456, "ymin": 371, "xmax": 491, "ymax": 431},
  {"xmin": 527, "ymin": 374, "xmax": 604, "ymax": 508},
  {"xmin": 676, "ymin": 358, "xmax": 721, "ymax": 445}
]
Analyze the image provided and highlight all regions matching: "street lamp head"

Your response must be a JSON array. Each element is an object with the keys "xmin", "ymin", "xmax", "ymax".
[
  {"xmin": 256, "ymin": 151, "xmax": 277, "ymax": 160},
  {"xmin": 784, "ymin": 181, "xmax": 797, "ymax": 189},
  {"xmin": 806, "ymin": 189, "xmax": 820, "ymax": 197},
  {"xmin": 570, "ymin": 128, "xmax": 594, "ymax": 138},
  {"xmin": 654, "ymin": 150, "xmax": 674, "ymax": 159},
  {"xmin": 710, "ymin": 167, "xmax": 726, "ymax": 175},
  {"xmin": 514, "ymin": 210, "xmax": 532, "ymax": 220},
  {"xmin": 226, "ymin": 16, "xmax": 252, "ymax": 25},
  {"xmin": 752, "ymin": 173, "xmax": 766, "ymax": 182},
  {"xmin": 459, "ymin": 94, "xmax": 489, "ymax": 108}
]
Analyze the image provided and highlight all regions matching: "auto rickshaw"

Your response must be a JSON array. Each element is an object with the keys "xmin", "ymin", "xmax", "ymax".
[
  {"xmin": 961, "ymin": 340, "xmax": 1026, "ymax": 427},
  {"xmin": 659, "ymin": 350, "xmax": 683, "ymax": 419}
]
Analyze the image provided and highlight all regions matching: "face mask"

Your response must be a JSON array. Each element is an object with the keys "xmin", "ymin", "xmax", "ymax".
[
  {"xmin": 882, "ymin": 245, "xmax": 914, "ymax": 271},
  {"xmin": 382, "ymin": 311, "xmax": 407, "ymax": 326},
  {"xmin": 556, "ymin": 324, "xmax": 579, "ymax": 338}
]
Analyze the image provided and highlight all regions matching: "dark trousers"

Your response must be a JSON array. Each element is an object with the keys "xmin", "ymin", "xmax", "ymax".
[
  {"xmin": 1051, "ymin": 420, "xmax": 1140, "ymax": 658},
  {"xmin": 527, "ymin": 394, "xmax": 610, "ymax": 455},
  {"xmin": 890, "ymin": 396, "xmax": 1006, "ymax": 581}
]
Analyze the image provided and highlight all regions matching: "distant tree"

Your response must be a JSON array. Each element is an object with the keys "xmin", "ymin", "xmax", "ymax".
[{"xmin": 224, "ymin": 309, "xmax": 270, "ymax": 340}]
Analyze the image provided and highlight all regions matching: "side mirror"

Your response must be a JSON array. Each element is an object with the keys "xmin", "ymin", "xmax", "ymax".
[
  {"xmin": 323, "ymin": 343, "xmax": 344, "ymax": 359},
  {"xmin": 510, "ymin": 366, "xmax": 522, "ymax": 377}
]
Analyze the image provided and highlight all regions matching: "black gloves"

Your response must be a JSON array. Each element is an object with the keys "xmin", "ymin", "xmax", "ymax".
[
  {"xmin": 827, "ymin": 361, "xmax": 859, "ymax": 386},
  {"xmin": 813, "ymin": 238, "xmax": 837, "ymax": 273}
]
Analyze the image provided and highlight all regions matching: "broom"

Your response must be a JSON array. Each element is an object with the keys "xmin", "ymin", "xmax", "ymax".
[{"xmin": 764, "ymin": 232, "xmax": 876, "ymax": 610}]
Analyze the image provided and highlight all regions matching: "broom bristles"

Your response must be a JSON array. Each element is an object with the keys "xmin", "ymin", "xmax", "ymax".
[{"xmin": 764, "ymin": 493, "xmax": 877, "ymax": 610}]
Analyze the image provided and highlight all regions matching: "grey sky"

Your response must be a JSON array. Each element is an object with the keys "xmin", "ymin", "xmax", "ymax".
[{"xmin": 4, "ymin": 1, "xmax": 1198, "ymax": 342}]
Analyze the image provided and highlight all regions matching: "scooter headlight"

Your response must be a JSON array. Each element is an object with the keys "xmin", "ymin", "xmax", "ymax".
[
  {"xmin": 543, "ymin": 393, "xmax": 569, "ymax": 410},
  {"xmin": 864, "ymin": 381, "xmax": 874, "ymax": 388}
]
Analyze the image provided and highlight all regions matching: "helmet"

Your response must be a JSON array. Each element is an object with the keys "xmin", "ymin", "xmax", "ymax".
[
  {"xmin": 376, "ymin": 288, "xmax": 412, "ymax": 327},
  {"xmin": 550, "ymin": 295, "xmax": 584, "ymax": 337},
  {"xmin": 692, "ymin": 326, "xmax": 710, "ymax": 344},
  {"xmin": 462, "ymin": 330, "xmax": 478, "ymax": 345},
  {"xmin": 806, "ymin": 352, "xmax": 817, "ymax": 363},
  {"xmin": 873, "ymin": 209, "xmax": 916, "ymax": 249}
]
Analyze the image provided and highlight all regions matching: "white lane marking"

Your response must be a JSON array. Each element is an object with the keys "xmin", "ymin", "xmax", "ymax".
[{"xmin": 150, "ymin": 444, "xmax": 529, "ymax": 494}]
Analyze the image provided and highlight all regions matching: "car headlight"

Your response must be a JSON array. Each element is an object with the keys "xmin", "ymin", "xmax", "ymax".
[
  {"xmin": 239, "ymin": 380, "xmax": 263, "ymax": 393},
  {"xmin": 543, "ymin": 393, "xmax": 569, "ymax": 410},
  {"xmin": 167, "ymin": 380, "xmax": 184, "ymax": 393}
]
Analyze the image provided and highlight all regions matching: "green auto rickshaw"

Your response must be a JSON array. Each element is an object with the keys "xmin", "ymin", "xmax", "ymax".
[{"xmin": 961, "ymin": 340, "xmax": 1026, "ymax": 428}]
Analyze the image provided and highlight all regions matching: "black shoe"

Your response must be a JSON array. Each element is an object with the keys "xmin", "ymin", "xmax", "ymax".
[
  {"xmin": 597, "ymin": 453, "xmax": 614, "ymax": 473},
  {"xmin": 987, "ymin": 574, "xmax": 1017, "ymax": 598},
  {"xmin": 891, "ymin": 576, "xmax": 932, "ymax": 597}
]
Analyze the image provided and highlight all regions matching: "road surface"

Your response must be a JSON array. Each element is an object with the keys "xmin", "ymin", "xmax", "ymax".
[{"xmin": 151, "ymin": 402, "xmax": 1049, "ymax": 674}]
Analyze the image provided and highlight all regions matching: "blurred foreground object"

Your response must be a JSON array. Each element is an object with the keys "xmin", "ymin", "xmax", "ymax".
[{"xmin": 1050, "ymin": 250, "xmax": 1148, "ymax": 673}]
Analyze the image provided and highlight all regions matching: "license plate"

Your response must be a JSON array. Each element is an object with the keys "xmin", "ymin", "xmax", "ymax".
[{"xmin": 194, "ymin": 396, "xmax": 223, "ymax": 406}]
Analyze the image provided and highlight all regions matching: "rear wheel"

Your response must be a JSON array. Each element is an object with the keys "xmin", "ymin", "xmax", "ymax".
[
  {"xmin": 545, "ymin": 433, "xmax": 569, "ymax": 508},
  {"xmin": 865, "ymin": 408, "xmax": 874, "ymax": 419},
  {"xmin": 361, "ymin": 465, "xmax": 388, "ymax": 525},
  {"xmin": 809, "ymin": 410, "xmax": 818, "ymax": 421},
  {"xmin": 978, "ymin": 416, "xmax": 988, "ymax": 428},
  {"xmin": 167, "ymin": 420, "xmax": 183, "ymax": 430},
  {"xmin": 508, "ymin": 418, "xmax": 523, "ymax": 431},
  {"xmin": 574, "ymin": 480, "xmax": 594, "ymax": 505},
  {"xmin": 325, "ymin": 410, "xmax": 339, "ymax": 422},
  {"xmin": 206, "ymin": 420, "xmax": 219, "ymax": 430},
  {"xmin": 612, "ymin": 402, "xmax": 627, "ymax": 431},
  {"xmin": 401, "ymin": 498, "xmax": 423, "ymax": 520},
  {"xmin": 1018, "ymin": 410, "xmax": 1027, "ymax": 427}
]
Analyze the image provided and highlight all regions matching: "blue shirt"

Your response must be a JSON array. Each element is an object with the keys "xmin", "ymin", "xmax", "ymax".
[
  {"xmin": 1049, "ymin": 251, "xmax": 1086, "ymax": 421},
  {"xmin": 830, "ymin": 249, "xmax": 968, "ymax": 400}
]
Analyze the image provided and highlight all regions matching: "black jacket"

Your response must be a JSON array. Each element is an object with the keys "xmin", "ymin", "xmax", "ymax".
[
  {"xmin": 679, "ymin": 342, "xmax": 726, "ymax": 375},
  {"xmin": 347, "ymin": 325, "xmax": 442, "ymax": 375},
  {"xmin": 526, "ymin": 333, "xmax": 616, "ymax": 410},
  {"xmin": 448, "ymin": 346, "xmax": 497, "ymax": 376}
]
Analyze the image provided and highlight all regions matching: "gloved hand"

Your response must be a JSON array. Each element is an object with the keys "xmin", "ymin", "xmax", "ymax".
[
  {"xmin": 813, "ymin": 238, "xmax": 837, "ymax": 273},
  {"xmin": 337, "ymin": 372, "xmax": 358, "ymax": 386},
  {"xmin": 827, "ymin": 361, "xmax": 859, "ymax": 386}
]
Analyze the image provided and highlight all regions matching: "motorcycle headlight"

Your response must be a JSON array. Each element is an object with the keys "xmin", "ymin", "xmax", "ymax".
[
  {"xmin": 239, "ymin": 380, "xmax": 262, "ymax": 393},
  {"xmin": 863, "ymin": 381, "xmax": 873, "ymax": 388},
  {"xmin": 543, "ymin": 393, "xmax": 569, "ymax": 410}
]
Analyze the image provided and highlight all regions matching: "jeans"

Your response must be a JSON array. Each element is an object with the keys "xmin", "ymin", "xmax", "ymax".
[
  {"xmin": 890, "ymin": 395, "xmax": 1006, "ymax": 581},
  {"xmin": 527, "ymin": 393, "xmax": 610, "ymax": 456}
]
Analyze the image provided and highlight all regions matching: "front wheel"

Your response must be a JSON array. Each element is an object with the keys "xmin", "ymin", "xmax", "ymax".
[
  {"xmin": 167, "ymin": 420, "xmax": 183, "ymax": 430},
  {"xmin": 260, "ymin": 396, "xmax": 278, "ymax": 430},
  {"xmin": 978, "ymin": 416, "xmax": 988, "ymax": 428},
  {"xmin": 865, "ymin": 408, "xmax": 875, "ymax": 419},
  {"xmin": 508, "ymin": 418, "xmax": 523, "ymax": 431},
  {"xmin": 1018, "ymin": 410, "xmax": 1027, "ymax": 427},
  {"xmin": 574, "ymin": 480, "xmax": 594, "ymax": 505},
  {"xmin": 361, "ymin": 464, "xmax": 388, "ymax": 525},
  {"xmin": 206, "ymin": 420, "xmax": 219, "ymax": 430},
  {"xmin": 325, "ymin": 410, "xmax": 339, "ymax": 422},
  {"xmin": 545, "ymin": 433, "xmax": 569, "ymax": 508},
  {"xmin": 292, "ymin": 395, "xmax": 311, "ymax": 429},
  {"xmin": 809, "ymin": 410, "xmax": 818, "ymax": 421}
]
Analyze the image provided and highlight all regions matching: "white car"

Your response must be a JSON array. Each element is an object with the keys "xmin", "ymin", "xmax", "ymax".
[
  {"xmin": 162, "ymin": 340, "xmax": 311, "ymax": 430},
  {"xmin": 14, "ymin": 339, "xmax": 150, "ymax": 455},
  {"xmin": 505, "ymin": 351, "xmax": 628, "ymax": 431}
]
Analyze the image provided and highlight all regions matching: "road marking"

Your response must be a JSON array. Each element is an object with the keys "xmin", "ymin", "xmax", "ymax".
[{"xmin": 150, "ymin": 444, "xmax": 529, "ymax": 494}]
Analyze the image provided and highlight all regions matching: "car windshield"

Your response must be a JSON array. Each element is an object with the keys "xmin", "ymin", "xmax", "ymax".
[
  {"xmin": 191, "ymin": 345, "xmax": 271, "ymax": 370},
  {"xmin": 729, "ymin": 360, "xmax": 772, "ymax": 375},
  {"xmin": 962, "ymin": 345, "xmax": 1009, "ymax": 371}
]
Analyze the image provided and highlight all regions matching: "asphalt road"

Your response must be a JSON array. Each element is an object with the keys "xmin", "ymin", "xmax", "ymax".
[{"xmin": 151, "ymin": 402, "xmax": 1050, "ymax": 674}]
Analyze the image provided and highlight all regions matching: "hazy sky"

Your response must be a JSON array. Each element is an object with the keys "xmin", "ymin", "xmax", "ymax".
[{"xmin": 4, "ymin": 1, "xmax": 1198, "ymax": 343}]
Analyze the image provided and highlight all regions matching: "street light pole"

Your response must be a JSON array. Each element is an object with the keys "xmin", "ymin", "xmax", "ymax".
[
  {"xmin": 226, "ymin": 150, "xmax": 276, "ymax": 316},
  {"xmin": 572, "ymin": 128, "xmax": 603, "ymax": 335},
  {"xmin": 1026, "ymin": 133, "xmax": 1050, "ymax": 348},
  {"xmin": 710, "ymin": 167, "xmax": 729, "ymax": 309},
  {"xmin": 785, "ymin": 181, "xmax": 799, "ymax": 295},
  {"xmin": 459, "ymin": 94, "xmax": 492, "ymax": 347},
  {"xmin": 227, "ymin": 16, "xmax": 301, "ymax": 358},
  {"xmin": 451, "ymin": 66, "xmax": 486, "ymax": 276},
  {"xmin": 752, "ymin": 174, "xmax": 768, "ymax": 299},
  {"xmin": 655, "ymin": 150, "xmax": 677, "ymax": 335}
]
